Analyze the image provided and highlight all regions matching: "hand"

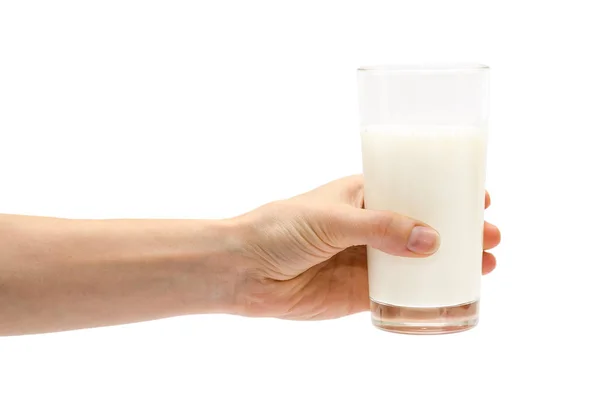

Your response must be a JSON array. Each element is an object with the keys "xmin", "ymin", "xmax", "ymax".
[{"xmin": 236, "ymin": 175, "xmax": 501, "ymax": 320}]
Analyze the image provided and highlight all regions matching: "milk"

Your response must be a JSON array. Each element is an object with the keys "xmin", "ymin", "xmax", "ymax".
[{"xmin": 361, "ymin": 125, "xmax": 487, "ymax": 308}]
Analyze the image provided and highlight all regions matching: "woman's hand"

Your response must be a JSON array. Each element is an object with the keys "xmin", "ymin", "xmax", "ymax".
[{"xmin": 236, "ymin": 175, "xmax": 501, "ymax": 320}]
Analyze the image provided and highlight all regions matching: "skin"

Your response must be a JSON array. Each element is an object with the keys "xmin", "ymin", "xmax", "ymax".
[{"xmin": 0, "ymin": 175, "xmax": 500, "ymax": 336}]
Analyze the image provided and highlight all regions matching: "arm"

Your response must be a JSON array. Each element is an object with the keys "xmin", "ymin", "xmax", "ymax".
[
  {"xmin": 0, "ymin": 214, "xmax": 249, "ymax": 336},
  {"xmin": 0, "ymin": 177, "xmax": 499, "ymax": 336}
]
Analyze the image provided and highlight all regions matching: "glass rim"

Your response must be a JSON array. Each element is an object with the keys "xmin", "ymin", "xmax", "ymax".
[{"xmin": 358, "ymin": 63, "xmax": 489, "ymax": 72}]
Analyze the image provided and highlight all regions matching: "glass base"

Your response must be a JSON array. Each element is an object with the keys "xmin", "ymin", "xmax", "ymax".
[{"xmin": 370, "ymin": 299, "xmax": 479, "ymax": 335}]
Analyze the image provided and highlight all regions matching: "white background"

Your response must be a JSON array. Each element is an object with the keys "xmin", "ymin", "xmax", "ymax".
[{"xmin": 1, "ymin": 1, "xmax": 598, "ymax": 396}]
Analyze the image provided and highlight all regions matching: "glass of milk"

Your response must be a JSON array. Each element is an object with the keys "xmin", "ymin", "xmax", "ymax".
[{"xmin": 357, "ymin": 63, "xmax": 490, "ymax": 334}]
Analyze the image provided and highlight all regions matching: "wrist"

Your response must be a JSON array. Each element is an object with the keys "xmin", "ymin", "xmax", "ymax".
[
  {"xmin": 219, "ymin": 211, "xmax": 292, "ymax": 319},
  {"xmin": 165, "ymin": 218, "xmax": 253, "ymax": 317},
  {"xmin": 173, "ymin": 215, "xmax": 282, "ymax": 319}
]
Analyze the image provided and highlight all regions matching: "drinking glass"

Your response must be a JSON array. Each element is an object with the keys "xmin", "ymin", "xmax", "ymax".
[{"xmin": 357, "ymin": 63, "xmax": 490, "ymax": 334}]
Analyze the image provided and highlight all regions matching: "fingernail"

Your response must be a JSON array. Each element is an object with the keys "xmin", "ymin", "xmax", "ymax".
[{"xmin": 407, "ymin": 226, "xmax": 440, "ymax": 254}]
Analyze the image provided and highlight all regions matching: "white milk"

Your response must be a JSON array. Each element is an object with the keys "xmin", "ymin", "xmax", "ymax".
[{"xmin": 361, "ymin": 125, "xmax": 487, "ymax": 308}]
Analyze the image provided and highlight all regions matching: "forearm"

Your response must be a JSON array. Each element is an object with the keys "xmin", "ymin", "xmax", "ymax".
[{"xmin": 0, "ymin": 214, "xmax": 249, "ymax": 336}]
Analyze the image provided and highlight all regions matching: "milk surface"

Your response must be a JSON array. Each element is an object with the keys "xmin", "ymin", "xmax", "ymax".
[{"xmin": 361, "ymin": 125, "xmax": 487, "ymax": 307}]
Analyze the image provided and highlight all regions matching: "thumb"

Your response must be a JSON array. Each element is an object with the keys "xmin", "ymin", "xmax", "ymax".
[{"xmin": 330, "ymin": 208, "xmax": 440, "ymax": 257}]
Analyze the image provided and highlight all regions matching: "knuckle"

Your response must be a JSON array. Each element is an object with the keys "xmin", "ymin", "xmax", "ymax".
[{"xmin": 374, "ymin": 211, "xmax": 396, "ymax": 240}]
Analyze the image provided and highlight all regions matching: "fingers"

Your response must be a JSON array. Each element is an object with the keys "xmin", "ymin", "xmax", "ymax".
[
  {"xmin": 332, "ymin": 208, "xmax": 500, "ymax": 259},
  {"xmin": 331, "ymin": 208, "xmax": 440, "ymax": 257},
  {"xmin": 482, "ymin": 252, "xmax": 496, "ymax": 275},
  {"xmin": 482, "ymin": 217, "xmax": 499, "ymax": 275},
  {"xmin": 483, "ymin": 221, "xmax": 501, "ymax": 250},
  {"xmin": 483, "ymin": 191, "xmax": 499, "ymax": 274}
]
